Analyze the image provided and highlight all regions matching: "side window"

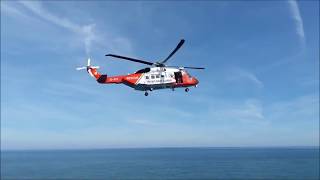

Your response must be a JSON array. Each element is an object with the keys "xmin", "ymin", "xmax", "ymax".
[
  {"xmin": 151, "ymin": 75, "xmax": 155, "ymax": 79},
  {"xmin": 161, "ymin": 75, "xmax": 165, "ymax": 78},
  {"xmin": 145, "ymin": 76, "xmax": 149, "ymax": 79},
  {"xmin": 156, "ymin": 75, "xmax": 160, "ymax": 78}
]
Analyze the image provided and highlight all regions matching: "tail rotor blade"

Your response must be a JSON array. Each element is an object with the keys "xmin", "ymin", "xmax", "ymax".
[
  {"xmin": 76, "ymin": 67, "xmax": 87, "ymax": 70},
  {"xmin": 77, "ymin": 57, "xmax": 100, "ymax": 71}
]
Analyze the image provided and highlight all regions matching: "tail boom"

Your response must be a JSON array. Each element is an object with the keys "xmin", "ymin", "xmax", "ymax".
[{"xmin": 88, "ymin": 68, "xmax": 123, "ymax": 84}]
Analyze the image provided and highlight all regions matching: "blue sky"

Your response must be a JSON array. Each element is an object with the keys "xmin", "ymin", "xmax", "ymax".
[{"xmin": 1, "ymin": 1, "xmax": 319, "ymax": 150}]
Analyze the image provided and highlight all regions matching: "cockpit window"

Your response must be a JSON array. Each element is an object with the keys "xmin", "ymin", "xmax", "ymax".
[
  {"xmin": 135, "ymin": 68, "xmax": 151, "ymax": 74},
  {"xmin": 182, "ymin": 70, "xmax": 192, "ymax": 78}
]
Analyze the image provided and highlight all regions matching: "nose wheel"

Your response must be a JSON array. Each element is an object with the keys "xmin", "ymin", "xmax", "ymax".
[
  {"xmin": 144, "ymin": 91, "xmax": 149, "ymax": 96},
  {"xmin": 185, "ymin": 88, "xmax": 189, "ymax": 92}
]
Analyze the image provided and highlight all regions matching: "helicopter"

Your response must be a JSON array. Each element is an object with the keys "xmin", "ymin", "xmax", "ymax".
[{"xmin": 77, "ymin": 39, "xmax": 205, "ymax": 96}]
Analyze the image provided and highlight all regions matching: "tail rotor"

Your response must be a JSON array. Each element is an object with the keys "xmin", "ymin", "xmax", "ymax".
[{"xmin": 76, "ymin": 58, "xmax": 100, "ymax": 70}]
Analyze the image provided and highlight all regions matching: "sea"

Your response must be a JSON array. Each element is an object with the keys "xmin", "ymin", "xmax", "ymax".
[{"xmin": 1, "ymin": 147, "xmax": 319, "ymax": 180}]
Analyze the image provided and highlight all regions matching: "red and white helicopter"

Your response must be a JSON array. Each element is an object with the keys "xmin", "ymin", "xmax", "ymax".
[{"xmin": 77, "ymin": 39, "xmax": 204, "ymax": 96}]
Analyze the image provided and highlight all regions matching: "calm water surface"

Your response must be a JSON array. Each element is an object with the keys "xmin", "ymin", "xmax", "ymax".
[{"xmin": 1, "ymin": 147, "xmax": 319, "ymax": 179}]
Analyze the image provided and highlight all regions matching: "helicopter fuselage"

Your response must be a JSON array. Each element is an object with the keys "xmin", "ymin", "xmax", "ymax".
[{"xmin": 89, "ymin": 67, "xmax": 199, "ymax": 92}]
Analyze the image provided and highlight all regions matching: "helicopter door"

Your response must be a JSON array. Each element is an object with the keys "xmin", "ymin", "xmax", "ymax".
[{"xmin": 174, "ymin": 71, "xmax": 183, "ymax": 83}]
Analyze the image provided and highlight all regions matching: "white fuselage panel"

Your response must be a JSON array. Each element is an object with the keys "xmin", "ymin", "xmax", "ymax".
[{"xmin": 137, "ymin": 67, "xmax": 178, "ymax": 86}]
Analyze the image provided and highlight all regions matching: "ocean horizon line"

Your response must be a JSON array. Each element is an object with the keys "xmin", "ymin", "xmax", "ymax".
[{"xmin": 2, "ymin": 145, "xmax": 319, "ymax": 152}]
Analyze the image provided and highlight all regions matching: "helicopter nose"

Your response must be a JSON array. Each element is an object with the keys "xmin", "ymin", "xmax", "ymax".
[{"xmin": 193, "ymin": 77, "xmax": 199, "ymax": 85}]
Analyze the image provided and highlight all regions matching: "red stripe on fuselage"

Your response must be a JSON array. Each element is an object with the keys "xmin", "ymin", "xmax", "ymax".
[
  {"xmin": 101, "ymin": 73, "xmax": 142, "ymax": 85},
  {"xmin": 106, "ymin": 75, "xmax": 124, "ymax": 84},
  {"xmin": 122, "ymin": 73, "xmax": 142, "ymax": 85}
]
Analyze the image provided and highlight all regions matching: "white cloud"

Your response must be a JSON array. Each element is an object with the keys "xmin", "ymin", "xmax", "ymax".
[
  {"xmin": 288, "ymin": 0, "xmax": 305, "ymax": 47},
  {"xmin": 2, "ymin": 1, "xmax": 135, "ymax": 66},
  {"xmin": 227, "ymin": 68, "xmax": 264, "ymax": 88},
  {"xmin": 205, "ymin": 93, "xmax": 319, "ymax": 125},
  {"xmin": 1, "ymin": 2, "xmax": 30, "ymax": 19},
  {"xmin": 208, "ymin": 99, "xmax": 266, "ymax": 123},
  {"xmin": 267, "ymin": 94, "xmax": 319, "ymax": 122},
  {"xmin": 127, "ymin": 119, "xmax": 159, "ymax": 126},
  {"xmin": 19, "ymin": 1, "xmax": 96, "ymax": 56}
]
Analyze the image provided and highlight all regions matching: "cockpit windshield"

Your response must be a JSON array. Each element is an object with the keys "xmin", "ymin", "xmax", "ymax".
[
  {"xmin": 182, "ymin": 70, "xmax": 192, "ymax": 78},
  {"xmin": 135, "ymin": 68, "xmax": 151, "ymax": 74}
]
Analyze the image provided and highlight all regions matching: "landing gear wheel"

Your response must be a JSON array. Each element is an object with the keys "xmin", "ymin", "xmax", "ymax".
[
  {"xmin": 144, "ymin": 92, "xmax": 149, "ymax": 96},
  {"xmin": 185, "ymin": 88, "xmax": 189, "ymax": 92}
]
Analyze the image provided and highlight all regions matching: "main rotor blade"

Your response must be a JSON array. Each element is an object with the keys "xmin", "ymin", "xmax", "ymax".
[
  {"xmin": 167, "ymin": 66, "xmax": 205, "ymax": 70},
  {"xmin": 184, "ymin": 66, "xmax": 205, "ymax": 70},
  {"xmin": 105, "ymin": 54, "xmax": 154, "ymax": 66},
  {"xmin": 160, "ymin": 39, "xmax": 185, "ymax": 64}
]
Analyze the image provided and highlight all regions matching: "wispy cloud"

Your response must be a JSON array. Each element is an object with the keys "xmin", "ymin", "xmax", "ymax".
[
  {"xmin": 2, "ymin": 1, "xmax": 134, "ymax": 58},
  {"xmin": 127, "ymin": 119, "xmax": 160, "ymax": 126},
  {"xmin": 268, "ymin": 94, "xmax": 319, "ymax": 122},
  {"xmin": 288, "ymin": 0, "xmax": 305, "ymax": 48},
  {"xmin": 207, "ymin": 99, "xmax": 266, "ymax": 124},
  {"xmin": 227, "ymin": 68, "xmax": 264, "ymax": 88},
  {"xmin": 1, "ymin": 2, "xmax": 30, "ymax": 20},
  {"xmin": 19, "ymin": 1, "xmax": 96, "ymax": 56}
]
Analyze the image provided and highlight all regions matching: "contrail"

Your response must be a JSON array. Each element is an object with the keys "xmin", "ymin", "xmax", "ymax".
[{"xmin": 288, "ymin": 0, "xmax": 305, "ymax": 48}]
